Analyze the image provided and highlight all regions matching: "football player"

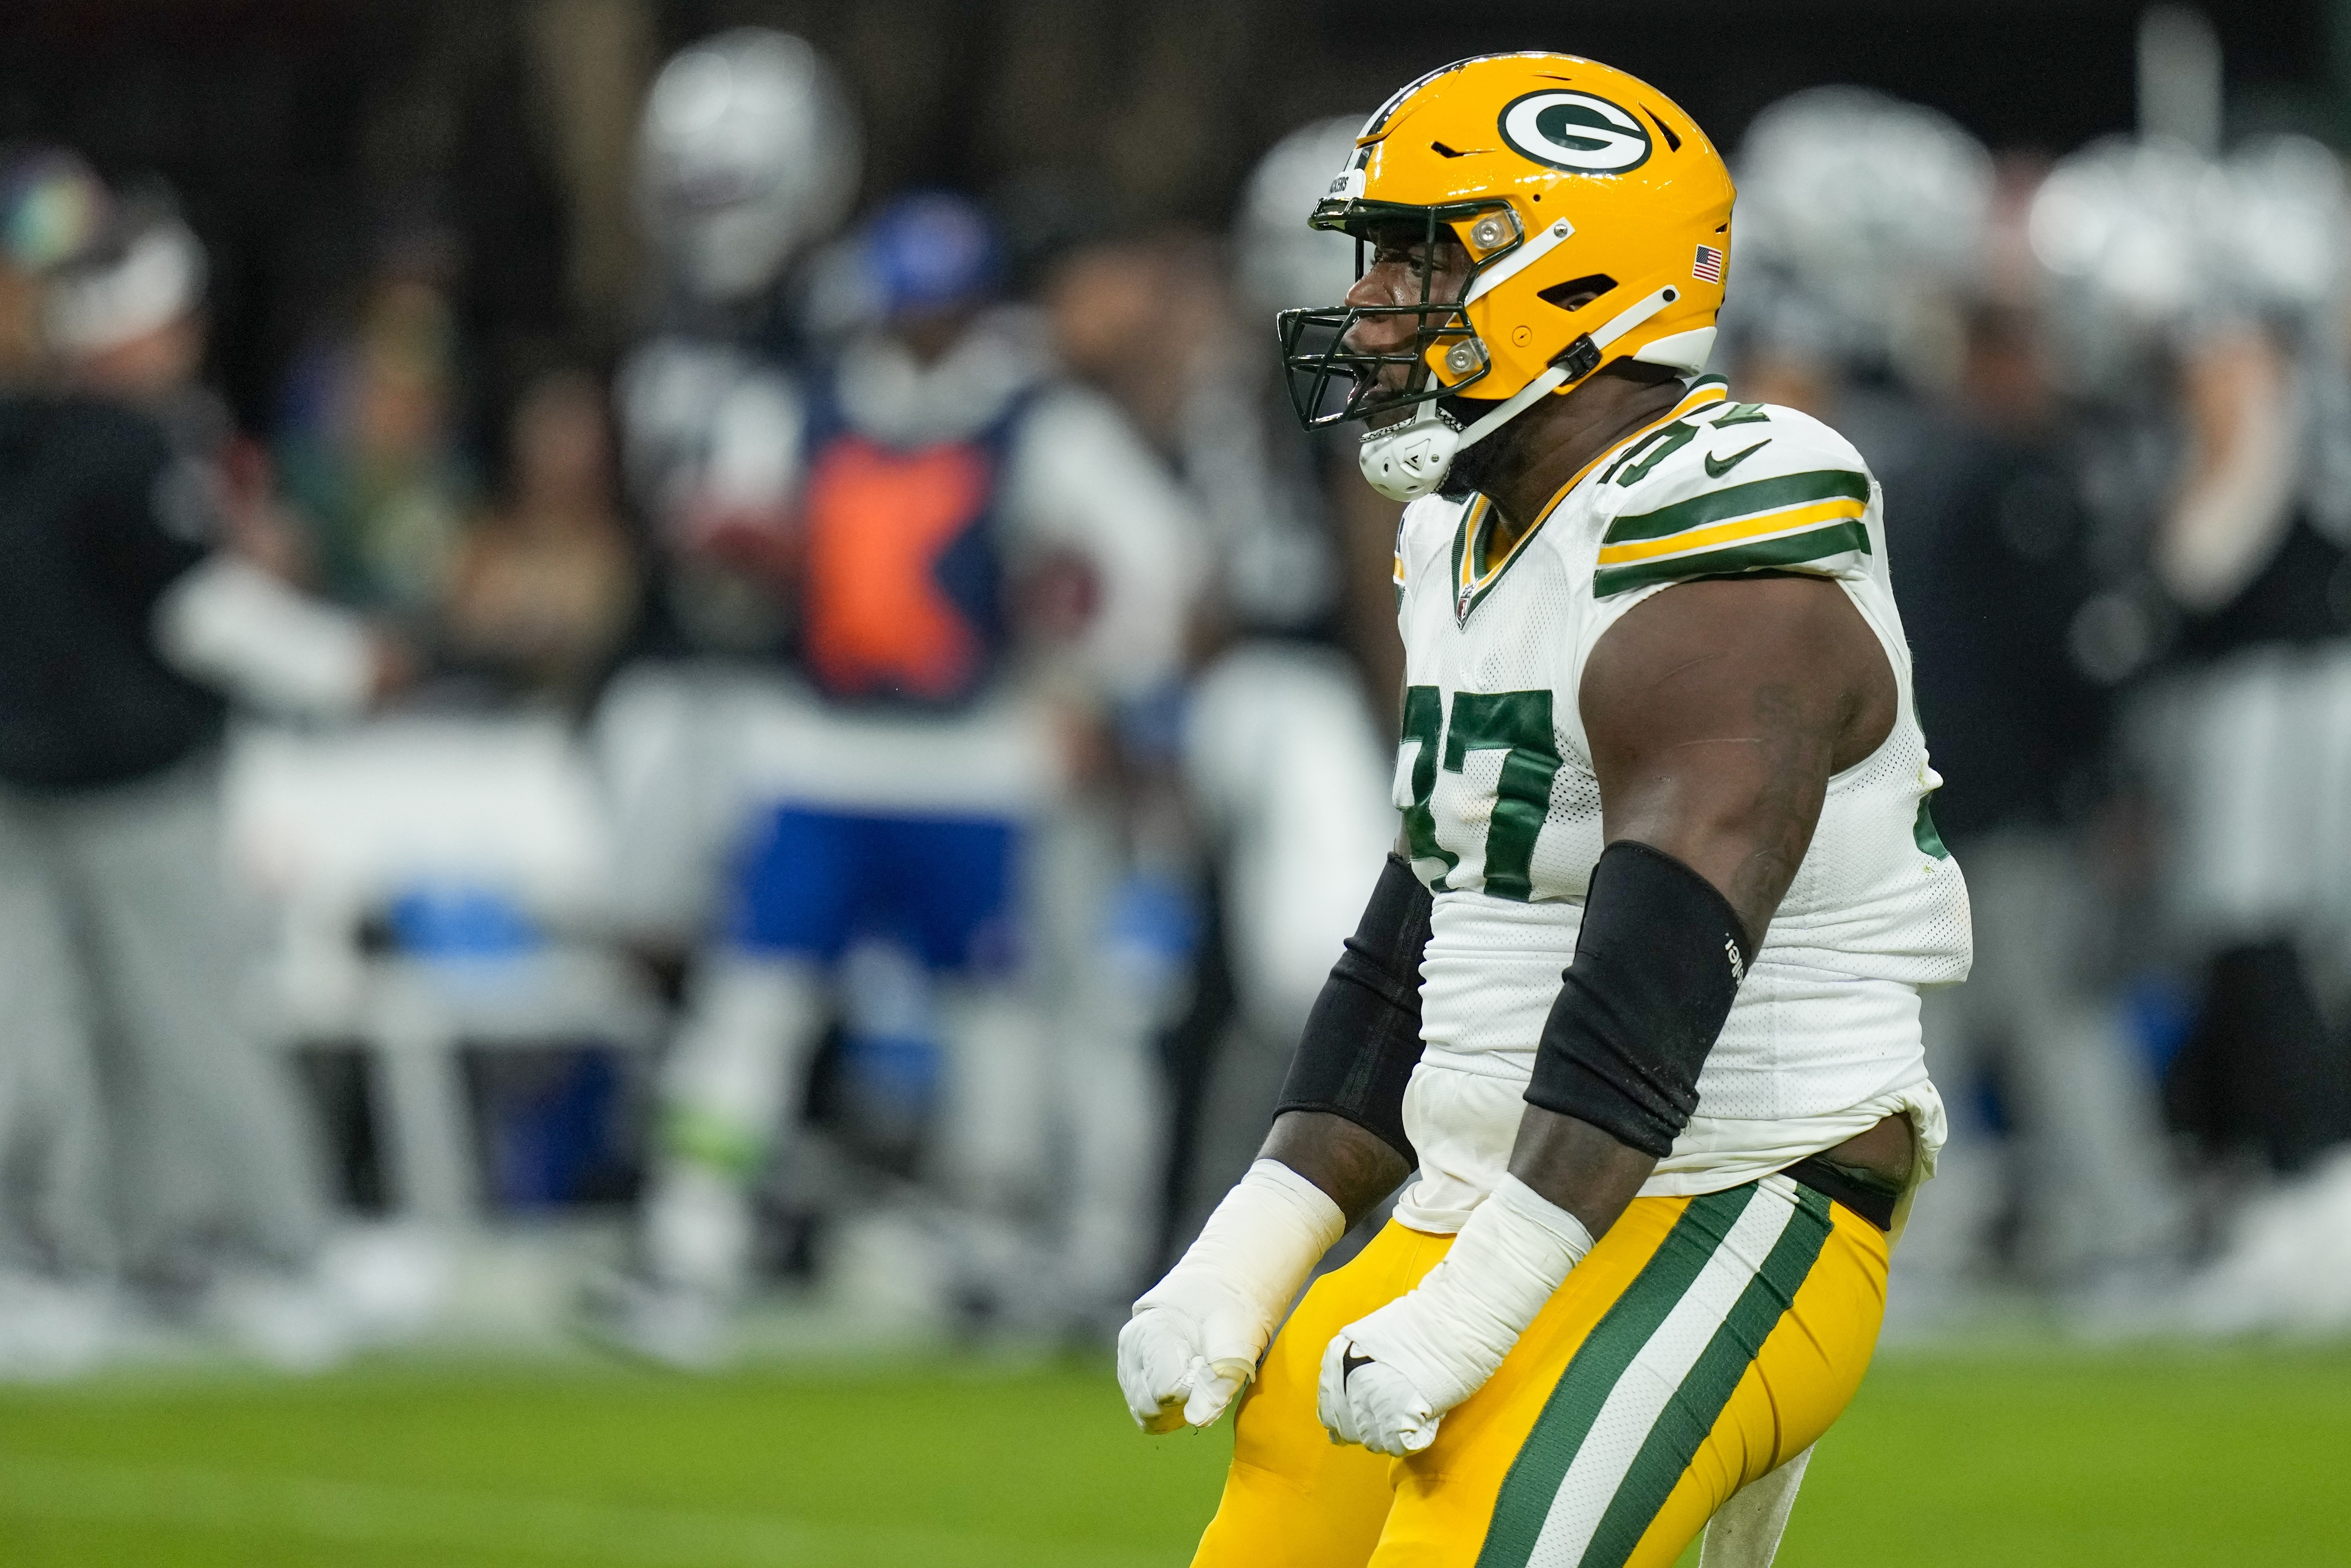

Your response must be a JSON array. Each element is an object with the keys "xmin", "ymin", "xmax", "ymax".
[
  {"xmin": 604, "ymin": 172, "xmax": 1204, "ymax": 1361},
  {"xmin": 2051, "ymin": 134, "xmax": 2351, "ymax": 1322},
  {"xmin": 3, "ymin": 165, "xmax": 395, "ymax": 1372},
  {"xmin": 595, "ymin": 26, "xmax": 862, "ymax": 953},
  {"xmin": 586, "ymin": 27, "xmax": 862, "ymax": 1363},
  {"xmin": 1119, "ymin": 55, "xmax": 1970, "ymax": 1568}
]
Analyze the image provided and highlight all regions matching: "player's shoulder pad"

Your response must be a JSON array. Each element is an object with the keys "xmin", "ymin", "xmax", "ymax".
[{"xmin": 1588, "ymin": 384, "xmax": 1876, "ymax": 600}]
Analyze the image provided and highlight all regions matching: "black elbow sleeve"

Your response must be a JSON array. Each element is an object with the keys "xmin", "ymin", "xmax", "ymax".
[
  {"xmin": 1525, "ymin": 841, "xmax": 1755, "ymax": 1158},
  {"xmin": 1274, "ymin": 853, "xmax": 1431, "ymax": 1164}
]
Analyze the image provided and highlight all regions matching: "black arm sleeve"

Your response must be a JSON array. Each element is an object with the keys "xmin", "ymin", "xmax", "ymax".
[
  {"xmin": 1524, "ymin": 841, "xmax": 1756, "ymax": 1158},
  {"xmin": 1272, "ymin": 853, "xmax": 1432, "ymax": 1163}
]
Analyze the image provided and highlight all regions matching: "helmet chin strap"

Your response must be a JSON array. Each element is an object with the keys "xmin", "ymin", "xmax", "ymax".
[{"xmin": 1357, "ymin": 284, "xmax": 1680, "ymax": 503}]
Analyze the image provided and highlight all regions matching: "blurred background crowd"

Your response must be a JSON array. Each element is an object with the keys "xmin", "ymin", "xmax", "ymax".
[{"xmin": 2, "ymin": 0, "xmax": 2350, "ymax": 1381}]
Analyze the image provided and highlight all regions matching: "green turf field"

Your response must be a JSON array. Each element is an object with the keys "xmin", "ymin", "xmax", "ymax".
[{"xmin": 0, "ymin": 1344, "xmax": 2344, "ymax": 1566}]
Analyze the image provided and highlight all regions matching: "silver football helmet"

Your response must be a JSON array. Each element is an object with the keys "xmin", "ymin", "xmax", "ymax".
[
  {"xmin": 1727, "ymin": 86, "xmax": 1993, "ymax": 377},
  {"xmin": 2206, "ymin": 135, "xmax": 2351, "ymax": 343},
  {"xmin": 635, "ymin": 28, "xmax": 862, "ymax": 305},
  {"xmin": 1233, "ymin": 116, "xmax": 1366, "ymax": 330},
  {"xmin": 2026, "ymin": 136, "xmax": 2215, "ymax": 394}
]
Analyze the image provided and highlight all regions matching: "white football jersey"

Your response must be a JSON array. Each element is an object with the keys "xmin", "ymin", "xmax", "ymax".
[{"xmin": 1389, "ymin": 376, "xmax": 1973, "ymax": 1233}]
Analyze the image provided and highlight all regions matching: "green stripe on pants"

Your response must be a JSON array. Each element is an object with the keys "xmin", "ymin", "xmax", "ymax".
[
  {"xmin": 1474, "ymin": 1186, "xmax": 1757, "ymax": 1568},
  {"xmin": 1575, "ymin": 1184, "xmax": 1834, "ymax": 1568}
]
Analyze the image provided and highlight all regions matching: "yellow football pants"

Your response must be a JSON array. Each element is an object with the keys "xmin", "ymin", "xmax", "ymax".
[{"xmin": 1192, "ymin": 1175, "xmax": 1888, "ymax": 1568}]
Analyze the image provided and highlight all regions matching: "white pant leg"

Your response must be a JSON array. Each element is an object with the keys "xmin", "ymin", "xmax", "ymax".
[
  {"xmin": 1699, "ymin": 1446, "xmax": 1812, "ymax": 1568},
  {"xmin": 2008, "ymin": 996, "xmax": 2182, "ymax": 1276},
  {"xmin": 63, "ymin": 758, "xmax": 329, "ymax": 1274},
  {"xmin": 1057, "ymin": 1005, "xmax": 1165, "ymax": 1309},
  {"xmin": 591, "ymin": 661, "xmax": 753, "ymax": 947},
  {"xmin": 1897, "ymin": 976, "xmax": 2001, "ymax": 1286},
  {"xmin": 1980, "ymin": 835, "xmax": 2183, "ymax": 1279},
  {"xmin": 1177, "ymin": 645, "xmax": 1392, "ymax": 1248},
  {"xmin": 0, "ymin": 792, "xmax": 114, "ymax": 1278},
  {"xmin": 1005, "ymin": 795, "xmax": 1176, "ymax": 1312},
  {"xmin": 1916, "ymin": 829, "xmax": 2182, "ymax": 1287},
  {"xmin": 641, "ymin": 953, "xmax": 826, "ymax": 1296},
  {"xmin": 932, "ymin": 979, "xmax": 1055, "ymax": 1214},
  {"xmin": 1051, "ymin": 917, "xmax": 1174, "ymax": 1311}
]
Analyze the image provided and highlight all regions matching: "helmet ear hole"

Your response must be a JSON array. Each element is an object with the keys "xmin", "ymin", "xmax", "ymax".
[{"xmin": 1538, "ymin": 274, "xmax": 1618, "ymax": 312}]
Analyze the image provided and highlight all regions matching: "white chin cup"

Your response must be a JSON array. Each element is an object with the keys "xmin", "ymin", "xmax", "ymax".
[
  {"xmin": 1357, "ymin": 357, "xmax": 1581, "ymax": 504},
  {"xmin": 1354, "ymin": 285, "xmax": 1692, "ymax": 504},
  {"xmin": 1359, "ymin": 404, "xmax": 1462, "ymax": 502}
]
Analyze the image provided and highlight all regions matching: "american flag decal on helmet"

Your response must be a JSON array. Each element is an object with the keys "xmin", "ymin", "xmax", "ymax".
[{"xmin": 1692, "ymin": 244, "xmax": 1725, "ymax": 284}]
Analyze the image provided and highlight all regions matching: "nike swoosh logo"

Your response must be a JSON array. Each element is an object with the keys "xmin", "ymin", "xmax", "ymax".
[
  {"xmin": 1341, "ymin": 1349, "xmax": 1375, "ymax": 1383},
  {"xmin": 1705, "ymin": 439, "xmax": 1771, "ymax": 478}
]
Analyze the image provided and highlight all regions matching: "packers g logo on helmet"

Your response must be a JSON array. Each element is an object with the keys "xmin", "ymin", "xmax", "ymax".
[
  {"xmin": 1272, "ymin": 53, "xmax": 1736, "ymax": 501},
  {"xmin": 1498, "ymin": 91, "xmax": 1651, "ymax": 174}
]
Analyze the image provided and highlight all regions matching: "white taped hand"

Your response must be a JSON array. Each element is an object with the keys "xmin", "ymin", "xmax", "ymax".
[
  {"xmin": 1118, "ymin": 1279, "xmax": 1265, "ymax": 1432},
  {"xmin": 1318, "ymin": 1331, "xmax": 1441, "ymax": 1455},
  {"xmin": 1318, "ymin": 1176, "xmax": 1594, "ymax": 1456},
  {"xmin": 1118, "ymin": 1160, "xmax": 1345, "ymax": 1434}
]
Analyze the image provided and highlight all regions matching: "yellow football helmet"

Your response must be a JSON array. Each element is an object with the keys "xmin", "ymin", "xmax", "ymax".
[{"xmin": 1278, "ymin": 53, "xmax": 1736, "ymax": 499}]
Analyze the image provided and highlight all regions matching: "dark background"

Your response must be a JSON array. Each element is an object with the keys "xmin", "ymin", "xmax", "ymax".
[{"xmin": 0, "ymin": 0, "xmax": 2334, "ymax": 433}]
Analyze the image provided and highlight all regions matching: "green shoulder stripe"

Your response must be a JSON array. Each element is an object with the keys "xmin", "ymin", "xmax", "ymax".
[
  {"xmin": 1594, "ymin": 520, "xmax": 1870, "ymax": 598},
  {"xmin": 1603, "ymin": 468, "xmax": 1869, "ymax": 547}
]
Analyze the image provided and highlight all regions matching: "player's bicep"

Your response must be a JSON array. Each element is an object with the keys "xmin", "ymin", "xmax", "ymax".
[{"xmin": 1578, "ymin": 574, "xmax": 1890, "ymax": 939}]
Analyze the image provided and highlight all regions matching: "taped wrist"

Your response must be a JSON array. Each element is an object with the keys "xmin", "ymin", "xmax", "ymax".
[
  {"xmin": 1525, "ymin": 841, "xmax": 1755, "ymax": 1158},
  {"xmin": 1136, "ymin": 1158, "xmax": 1345, "ymax": 1338},
  {"xmin": 1341, "ymin": 1175, "xmax": 1594, "ymax": 1413},
  {"xmin": 1275, "ymin": 853, "xmax": 1432, "ymax": 1162}
]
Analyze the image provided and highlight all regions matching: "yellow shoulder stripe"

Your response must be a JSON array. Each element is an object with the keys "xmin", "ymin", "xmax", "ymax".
[{"xmin": 1594, "ymin": 496, "xmax": 1867, "ymax": 567}]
